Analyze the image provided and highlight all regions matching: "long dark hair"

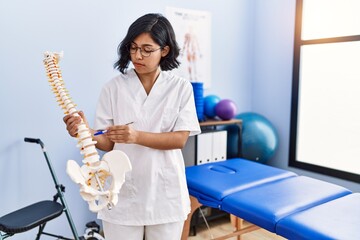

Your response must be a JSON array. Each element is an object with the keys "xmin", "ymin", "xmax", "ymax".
[{"xmin": 114, "ymin": 13, "xmax": 180, "ymax": 74}]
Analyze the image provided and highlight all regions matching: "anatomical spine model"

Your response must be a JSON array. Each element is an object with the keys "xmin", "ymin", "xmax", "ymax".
[{"xmin": 43, "ymin": 51, "xmax": 132, "ymax": 212}]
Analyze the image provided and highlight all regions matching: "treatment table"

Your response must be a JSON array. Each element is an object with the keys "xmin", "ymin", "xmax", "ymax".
[{"xmin": 182, "ymin": 158, "xmax": 359, "ymax": 240}]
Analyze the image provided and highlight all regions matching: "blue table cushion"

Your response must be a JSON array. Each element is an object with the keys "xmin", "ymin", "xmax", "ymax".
[
  {"xmin": 186, "ymin": 158, "xmax": 297, "ymax": 208},
  {"xmin": 221, "ymin": 176, "xmax": 352, "ymax": 232},
  {"xmin": 276, "ymin": 193, "xmax": 360, "ymax": 240}
]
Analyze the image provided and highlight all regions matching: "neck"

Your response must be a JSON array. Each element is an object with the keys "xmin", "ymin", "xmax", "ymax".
[{"xmin": 136, "ymin": 68, "xmax": 161, "ymax": 95}]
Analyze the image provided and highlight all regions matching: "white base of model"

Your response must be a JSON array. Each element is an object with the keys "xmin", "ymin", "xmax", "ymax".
[{"xmin": 67, "ymin": 150, "xmax": 132, "ymax": 212}]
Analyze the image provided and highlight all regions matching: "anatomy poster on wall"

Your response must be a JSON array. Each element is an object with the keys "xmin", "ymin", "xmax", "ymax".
[{"xmin": 166, "ymin": 7, "xmax": 211, "ymax": 88}]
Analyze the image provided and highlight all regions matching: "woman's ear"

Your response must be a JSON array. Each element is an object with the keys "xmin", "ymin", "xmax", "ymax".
[{"xmin": 161, "ymin": 46, "xmax": 170, "ymax": 57}]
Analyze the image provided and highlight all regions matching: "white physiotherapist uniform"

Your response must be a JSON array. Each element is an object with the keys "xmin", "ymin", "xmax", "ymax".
[{"xmin": 94, "ymin": 69, "xmax": 201, "ymax": 226}]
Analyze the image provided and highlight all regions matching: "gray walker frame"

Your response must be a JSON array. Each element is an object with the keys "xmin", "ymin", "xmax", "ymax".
[{"xmin": 0, "ymin": 138, "xmax": 83, "ymax": 240}]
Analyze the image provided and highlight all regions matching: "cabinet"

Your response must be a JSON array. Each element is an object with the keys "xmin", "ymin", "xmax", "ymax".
[
  {"xmin": 182, "ymin": 119, "xmax": 243, "ymax": 236},
  {"xmin": 182, "ymin": 119, "xmax": 242, "ymax": 166}
]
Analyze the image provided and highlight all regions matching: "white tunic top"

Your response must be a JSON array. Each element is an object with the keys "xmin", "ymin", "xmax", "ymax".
[{"xmin": 94, "ymin": 69, "xmax": 201, "ymax": 225}]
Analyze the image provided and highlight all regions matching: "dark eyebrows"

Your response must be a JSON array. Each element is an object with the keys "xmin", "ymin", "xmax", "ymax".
[{"xmin": 131, "ymin": 41, "xmax": 155, "ymax": 48}]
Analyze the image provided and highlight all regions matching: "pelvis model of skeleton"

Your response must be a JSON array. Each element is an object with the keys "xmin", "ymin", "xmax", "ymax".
[{"xmin": 43, "ymin": 51, "xmax": 132, "ymax": 212}]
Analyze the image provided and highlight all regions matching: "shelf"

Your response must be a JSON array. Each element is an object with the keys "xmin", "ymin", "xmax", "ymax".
[{"xmin": 200, "ymin": 119, "xmax": 242, "ymax": 127}]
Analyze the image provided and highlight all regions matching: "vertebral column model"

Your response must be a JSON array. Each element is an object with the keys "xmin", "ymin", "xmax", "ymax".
[{"xmin": 43, "ymin": 51, "xmax": 132, "ymax": 212}]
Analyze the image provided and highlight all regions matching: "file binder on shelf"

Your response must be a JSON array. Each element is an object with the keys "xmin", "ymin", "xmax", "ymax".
[{"xmin": 182, "ymin": 119, "xmax": 242, "ymax": 166}]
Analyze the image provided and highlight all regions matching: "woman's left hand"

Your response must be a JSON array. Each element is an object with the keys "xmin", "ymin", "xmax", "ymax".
[{"xmin": 106, "ymin": 124, "xmax": 138, "ymax": 144}]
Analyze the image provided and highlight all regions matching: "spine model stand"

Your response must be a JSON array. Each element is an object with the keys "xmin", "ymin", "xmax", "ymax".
[{"xmin": 43, "ymin": 51, "xmax": 132, "ymax": 212}]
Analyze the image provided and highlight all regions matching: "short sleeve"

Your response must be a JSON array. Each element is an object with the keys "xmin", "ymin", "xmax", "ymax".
[
  {"xmin": 94, "ymin": 84, "xmax": 114, "ymax": 130},
  {"xmin": 173, "ymin": 81, "xmax": 201, "ymax": 136}
]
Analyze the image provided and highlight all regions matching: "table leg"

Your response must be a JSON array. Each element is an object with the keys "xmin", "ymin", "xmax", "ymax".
[
  {"xmin": 230, "ymin": 214, "xmax": 243, "ymax": 240},
  {"xmin": 181, "ymin": 196, "xmax": 202, "ymax": 240}
]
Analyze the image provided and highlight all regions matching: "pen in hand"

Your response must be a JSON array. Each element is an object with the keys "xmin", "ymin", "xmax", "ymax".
[
  {"xmin": 93, "ymin": 129, "xmax": 108, "ymax": 136},
  {"xmin": 93, "ymin": 122, "xmax": 134, "ymax": 136}
]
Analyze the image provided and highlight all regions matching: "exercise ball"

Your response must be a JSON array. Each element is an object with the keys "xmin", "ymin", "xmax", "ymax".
[
  {"xmin": 215, "ymin": 99, "xmax": 237, "ymax": 120},
  {"xmin": 236, "ymin": 112, "xmax": 279, "ymax": 163},
  {"xmin": 204, "ymin": 95, "xmax": 220, "ymax": 118}
]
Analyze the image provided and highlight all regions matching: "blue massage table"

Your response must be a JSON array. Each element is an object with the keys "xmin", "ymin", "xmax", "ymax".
[{"xmin": 182, "ymin": 158, "xmax": 359, "ymax": 240}]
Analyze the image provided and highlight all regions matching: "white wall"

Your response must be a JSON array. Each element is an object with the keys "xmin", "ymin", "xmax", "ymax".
[
  {"xmin": 251, "ymin": 0, "xmax": 360, "ymax": 192},
  {"xmin": 0, "ymin": 0, "xmax": 251, "ymax": 238}
]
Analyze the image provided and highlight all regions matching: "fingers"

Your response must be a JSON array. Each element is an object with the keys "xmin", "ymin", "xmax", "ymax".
[
  {"xmin": 106, "ymin": 125, "xmax": 135, "ymax": 143},
  {"xmin": 63, "ymin": 111, "xmax": 84, "ymax": 137},
  {"xmin": 77, "ymin": 111, "xmax": 90, "ymax": 128},
  {"xmin": 107, "ymin": 125, "xmax": 129, "ymax": 137},
  {"xmin": 77, "ymin": 111, "xmax": 86, "ymax": 122},
  {"xmin": 63, "ymin": 111, "xmax": 79, "ymax": 123}
]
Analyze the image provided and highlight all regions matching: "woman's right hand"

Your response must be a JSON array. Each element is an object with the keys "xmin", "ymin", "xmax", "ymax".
[{"xmin": 63, "ymin": 111, "xmax": 87, "ymax": 137}]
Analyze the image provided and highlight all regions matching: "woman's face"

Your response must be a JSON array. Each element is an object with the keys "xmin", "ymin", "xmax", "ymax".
[{"xmin": 130, "ymin": 33, "xmax": 168, "ymax": 75}]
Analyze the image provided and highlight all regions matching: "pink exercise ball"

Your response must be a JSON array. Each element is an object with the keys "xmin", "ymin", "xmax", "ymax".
[{"xmin": 215, "ymin": 99, "xmax": 237, "ymax": 120}]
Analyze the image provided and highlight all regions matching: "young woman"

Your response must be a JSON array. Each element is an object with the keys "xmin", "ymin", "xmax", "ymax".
[{"xmin": 63, "ymin": 13, "xmax": 201, "ymax": 240}]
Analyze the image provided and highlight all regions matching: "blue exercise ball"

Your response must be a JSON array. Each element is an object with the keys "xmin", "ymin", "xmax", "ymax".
[
  {"xmin": 204, "ymin": 95, "xmax": 221, "ymax": 118},
  {"xmin": 235, "ymin": 112, "xmax": 279, "ymax": 163}
]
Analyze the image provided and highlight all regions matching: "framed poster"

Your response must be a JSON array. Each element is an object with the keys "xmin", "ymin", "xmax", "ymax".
[{"xmin": 166, "ymin": 7, "xmax": 212, "ymax": 88}]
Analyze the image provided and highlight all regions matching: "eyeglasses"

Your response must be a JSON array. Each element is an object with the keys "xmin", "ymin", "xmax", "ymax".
[{"xmin": 128, "ymin": 45, "xmax": 162, "ymax": 57}]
